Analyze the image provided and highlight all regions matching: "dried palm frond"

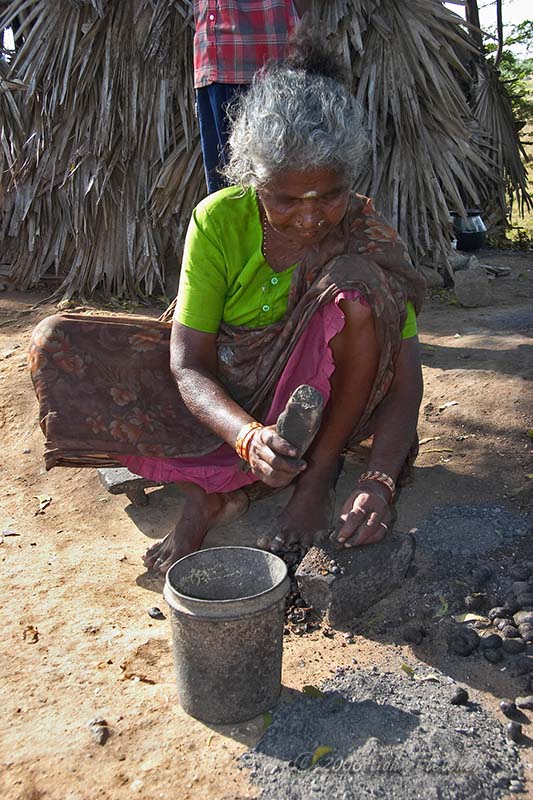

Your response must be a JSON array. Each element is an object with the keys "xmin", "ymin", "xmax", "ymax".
[
  {"xmin": 471, "ymin": 62, "xmax": 532, "ymax": 228},
  {"xmin": 0, "ymin": 0, "xmax": 204, "ymax": 298},
  {"xmin": 319, "ymin": 0, "xmax": 497, "ymax": 269},
  {"xmin": 0, "ymin": 0, "xmax": 529, "ymax": 296}
]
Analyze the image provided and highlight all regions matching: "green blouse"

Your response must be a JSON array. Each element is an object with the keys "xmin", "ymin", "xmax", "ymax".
[{"xmin": 175, "ymin": 186, "xmax": 417, "ymax": 337}]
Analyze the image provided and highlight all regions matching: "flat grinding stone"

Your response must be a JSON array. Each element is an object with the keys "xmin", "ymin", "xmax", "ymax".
[
  {"xmin": 240, "ymin": 667, "xmax": 522, "ymax": 800},
  {"xmin": 295, "ymin": 533, "xmax": 415, "ymax": 626},
  {"xmin": 413, "ymin": 504, "xmax": 530, "ymax": 557}
]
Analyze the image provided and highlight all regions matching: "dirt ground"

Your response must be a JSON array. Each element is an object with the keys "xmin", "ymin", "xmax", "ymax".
[{"xmin": 0, "ymin": 249, "xmax": 532, "ymax": 800}]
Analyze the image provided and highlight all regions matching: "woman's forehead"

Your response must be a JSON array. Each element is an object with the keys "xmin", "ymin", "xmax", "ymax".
[{"xmin": 263, "ymin": 167, "xmax": 347, "ymax": 198}]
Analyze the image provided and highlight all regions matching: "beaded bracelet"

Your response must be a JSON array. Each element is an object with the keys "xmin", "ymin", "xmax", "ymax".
[
  {"xmin": 235, "ymin": 421, "xmax": 263, "ymax": 462},
  {"xmin": 358, "ymin": 470, "xmax": 396, "ymax": 502}
]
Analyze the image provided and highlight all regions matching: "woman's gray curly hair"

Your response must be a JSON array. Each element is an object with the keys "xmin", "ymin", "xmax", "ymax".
[{"xmin": 223, "ymin": 40, "xmax": 369, "ymax": 191}]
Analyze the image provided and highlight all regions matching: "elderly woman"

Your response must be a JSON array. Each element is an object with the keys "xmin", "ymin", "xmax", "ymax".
[{"xmin": 29, "ymin": 38, "xmax": 424, "ymax": 574}]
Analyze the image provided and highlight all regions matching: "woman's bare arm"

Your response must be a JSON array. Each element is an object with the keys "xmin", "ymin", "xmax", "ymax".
[
  {"xmin": 337, "ymin": 335, "xmax": 423, "ymax": 545},
  {"xmin": 170, "ymin": 321, "xmax": 305, "ymax": 486}
]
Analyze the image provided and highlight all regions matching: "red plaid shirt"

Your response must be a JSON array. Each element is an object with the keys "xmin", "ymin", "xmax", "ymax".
[{"xmin": 193, "ymin": 1, "xmax": 299, "ymax": 89}]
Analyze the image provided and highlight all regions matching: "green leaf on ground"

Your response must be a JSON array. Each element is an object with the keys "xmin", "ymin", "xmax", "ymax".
[
  {"xmin": 434, "ymin": 595, "xmax": 449, "ymax": 617},
  {"xmin": 527, "ymin": 430, "xmax": 533, "ymax": 440},
  {"xmin": 401, "ymin": 663, "xmax": 415, "ymax": 678},
  {"xmin": 263, "ymin": 712, "xmax": 273, "ymax": 729},
  {"xmin": 311, "ymin": 746, "xmax": 333, "ymax": 765}
]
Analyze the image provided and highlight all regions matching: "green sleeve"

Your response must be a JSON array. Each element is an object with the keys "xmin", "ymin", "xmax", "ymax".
[
  {"xmin": 401, "ymin": 301, "xmax": 417, "ymax": 339},
  {"xmin": 174, "ymin": 205, "xmax": 228, "ymax": 334}
]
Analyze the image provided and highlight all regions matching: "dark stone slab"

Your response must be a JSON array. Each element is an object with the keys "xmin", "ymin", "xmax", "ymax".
[
  {"xmin": 276, "ymin": 384, "xmax": 323, "ymax": 457},
  {"xmin": 295, "ymin": 533, "xmax": 415, "ymax": 627},
  {"xmin": 97, "ymin": 467, "xmax": 161, "ymax": 507}
]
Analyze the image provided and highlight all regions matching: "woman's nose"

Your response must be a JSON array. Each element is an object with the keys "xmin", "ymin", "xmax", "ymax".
[{"xmin": 299, "ymin": 210, "xmax": 322, "ymax": 230}]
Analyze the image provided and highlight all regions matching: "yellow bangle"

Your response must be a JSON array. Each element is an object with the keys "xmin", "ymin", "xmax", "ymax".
[
  {"xmin": 235, "ymin": 421, "xmax": 263, "ymax": 462},
  {"xmin": 358, "ymin": 470, "xmax": 396, "ymax": 501}
]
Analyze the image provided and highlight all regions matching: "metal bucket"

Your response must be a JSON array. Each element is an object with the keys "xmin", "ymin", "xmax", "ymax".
[{"xmin": 164, "ymin": 546, "xmax": 290, "ymax": 724}]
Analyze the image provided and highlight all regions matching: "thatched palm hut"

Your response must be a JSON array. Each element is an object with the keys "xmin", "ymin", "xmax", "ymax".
[{"xmin": 0, "ymin": 0, "xmax": 529, "ymax": 298}]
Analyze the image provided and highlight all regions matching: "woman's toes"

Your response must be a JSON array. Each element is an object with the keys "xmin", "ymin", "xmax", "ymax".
[
  {"xmin": 157, "ymin": 554, "xmax": 178, "ymax": 574},
  {"xmin": 256, "ymin": 534, "xmax": 270, "ymax": 550},
  {"xmin": 269, "ymin": 534, "xmax": 286, "ymax": 552}
]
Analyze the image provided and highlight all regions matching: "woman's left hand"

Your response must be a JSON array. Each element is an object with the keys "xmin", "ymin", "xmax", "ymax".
[{"xmin": 335, "ymin": 483, "xmax": 392, "ymax": 547}]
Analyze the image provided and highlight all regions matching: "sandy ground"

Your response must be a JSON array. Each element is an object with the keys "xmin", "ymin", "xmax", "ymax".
[{"xmin": 0, "ymin": 249, "xmax": 532, "ymax": 800}]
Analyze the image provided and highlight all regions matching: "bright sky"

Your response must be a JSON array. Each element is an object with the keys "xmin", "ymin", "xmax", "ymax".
[{"xmin": 447, "ymin": 0, "xmax": 532, "ymax": 56}]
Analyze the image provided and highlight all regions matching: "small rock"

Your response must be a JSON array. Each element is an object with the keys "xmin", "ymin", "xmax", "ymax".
[
  {"xmin": 489, "ymin": 606, "xmax": 511, "ymax": 621},
  {"xmin": 148, "ymin": 607, "xmax": 165, "ymax": 620},
  {"xmin": 479, "ymin": 633, "xmax": 502, "ymax": 650},
  {"xmin": 499, "ymin": 699, "xmax": 517, "ymax": 717},
  {"xmin": 518, "ymin": 625, "xmax": 533, "ymax": 643},
  {"xmin": 402, "ymin": 624, "xmax": 425, "ymax": 645},
  {"xmin": 515, "ymin": 695, "xmax": 533, "ymax": 710},
  {"xmin": 502, "ymin": 638, "xmax": 526, "ymax": 655},
  {"xmin": 454, "ymin": 263, "xmax": 491, "ymax": 307},
  {"xmin": 447, "ymin": 627, "xmax": 479, "ymax": 657},
  {"xmin": 330, "ymin": 565, "xmax": 341, "ymax": 575},
  {"xmin": 501, "ymin": 625, "xmax": 519, "ymax": 639},
  {"xmin": 450, "ymin": 687, "xmax": 469, "ymax": 706},
  {"xmin": 484, "ymin": 648, "xmax": 504, "ymax": 664},
  {"xmin": 514, "ymin": 611, "xmax": 533, "ymax": 627},
  {"xmin": 509, "ymin": 780, "xmax": 525, "ymax": 794},
  {"xmin": 496, "ymin": 618, "xmax": 514, "ymax": 631},
  {"xmin": 88, "ymin": 718, "xmax": 109, "ymax": 745},
  {"xmin": 506, "ymin": 721, "xmax": 522, "ymax": 743},
  {"xmin": 464, "ymin": 594, "xmax": 485, "ymax": 612}
]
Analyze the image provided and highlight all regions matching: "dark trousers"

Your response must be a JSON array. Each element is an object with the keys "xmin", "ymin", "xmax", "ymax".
[{"xmin": 196, "ymin": 82, "xmax": 248, "ymax": 194}]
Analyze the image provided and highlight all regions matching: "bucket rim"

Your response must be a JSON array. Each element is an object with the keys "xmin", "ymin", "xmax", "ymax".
[{"xmin": 164, "ymin": 545, "xmax": 289, "ymax": 606}]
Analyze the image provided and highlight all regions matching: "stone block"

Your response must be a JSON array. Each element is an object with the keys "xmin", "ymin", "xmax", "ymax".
[
  {"xmin": 97, "ymin": 467, "xmax": 161, "ymax": 507},
  {"xmin": 454, "ymin": 263, "xmax": 491, "ymax": 307},
  {"xmin": 295, "ymin": 532, "xmax": 415, "ymax": 627}
]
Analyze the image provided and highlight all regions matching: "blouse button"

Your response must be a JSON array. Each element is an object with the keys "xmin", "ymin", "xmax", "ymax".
[
  {"xmin": 209, "ymin": 13, "xmax": 215, "ymax": 20},
  {"xmin": 270, "ymin": 276, "xmax": 279, "ymax": 285},
  {"xmin": 262, "ymin": 304, "xmax": 270, "ymax": 312}
]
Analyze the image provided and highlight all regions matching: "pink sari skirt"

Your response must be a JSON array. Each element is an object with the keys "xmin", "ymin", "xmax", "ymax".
[{"xmin": 119, "ymin": 290, "xmax": 365, "ymax": 493}]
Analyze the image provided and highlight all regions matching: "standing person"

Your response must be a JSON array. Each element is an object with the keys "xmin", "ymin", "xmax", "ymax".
[
  {"xmin": 194, "ymin": 0, "xmax": 311, "ymax": 193},
  {"xmin": 29, "ymin": 34, "xmax": 425, "ymax": 574}
]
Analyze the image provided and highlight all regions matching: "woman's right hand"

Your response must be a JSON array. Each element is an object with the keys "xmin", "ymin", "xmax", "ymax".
[{"xmin": 247, "ymin": 424, "xmax": 307, "ymax": 487}]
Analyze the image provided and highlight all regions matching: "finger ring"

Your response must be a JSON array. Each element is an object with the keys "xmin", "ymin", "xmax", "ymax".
[{"xmin": 379, "ymin": 523, "xmax": 388, "ymax": 530}]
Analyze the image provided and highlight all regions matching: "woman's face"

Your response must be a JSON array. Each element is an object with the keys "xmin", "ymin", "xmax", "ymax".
[{"xmin": 258, "ymin": 167, "xmax": 350, "ymax": 246}]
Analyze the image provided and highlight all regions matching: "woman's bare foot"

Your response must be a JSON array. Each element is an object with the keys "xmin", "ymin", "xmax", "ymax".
[
  {"xmin": 143, "ymin": 485, "xmax": 249, "ymax": 574},
  {"xmin": 257, "ymin": 472, "xmax": 335, "ymax": 552}
]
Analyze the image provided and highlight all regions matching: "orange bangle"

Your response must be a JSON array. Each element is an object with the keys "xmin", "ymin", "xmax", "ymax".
[
  {"xmin": 358, "ymin": 470, "xmax": 396, "ymax": 501},
  {"xmin": 235, "ymin": 421, "xmax": 263, "ymax": 462}
]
